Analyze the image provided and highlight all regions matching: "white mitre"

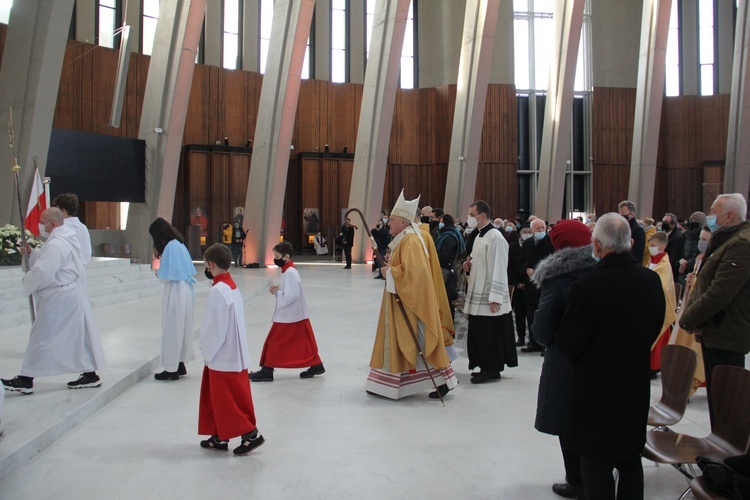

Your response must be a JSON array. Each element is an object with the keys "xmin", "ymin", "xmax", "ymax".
[{"xmin": 391, "ymin": 189, "xmax": 420, "ymax": 220}]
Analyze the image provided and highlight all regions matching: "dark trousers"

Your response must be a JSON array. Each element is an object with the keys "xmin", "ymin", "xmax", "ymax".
[
  {"xmin": 580, "ymin": 455, "xmax": 643, "ymax": 500},
  {"xmin": 525, "ymin": 301, "xmax": 541, "ymax": 348},
  {"xmin": 702, "ymin": 344, "xmax": 746, "ymax": 429},
  {"xmin": 343, "ymin": 245, "xmax": 352, "ymax": 267},
  {"xmin": 231, "ymin": 244, "xmax": 243, "ymax": 267},
  {"xmin": 560, "ymin": 436, "xmax": 582, "ymax": 488}
]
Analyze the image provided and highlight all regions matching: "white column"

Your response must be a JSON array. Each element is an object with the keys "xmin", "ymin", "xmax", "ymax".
[
  {"xmin": 124, "ymin": 0, "xmax": 207, "ymax": 262},
  {"xmin": 243, "ymin": 0, "xmax": 315, "ymax": 266},
  {"xmin": 0, "ymin": 1, "xmax": 75, "ymax": 226},
  {"xmin": 347, "ymin": 0, "xmax": 410, "ymax": 262},
  {"xmin": 442, "ymin": 0, "xmax": 501, "ymax": 218},
  {"xmin": 533, "ymin": 0, "xmax": 585, "ymax": 222},
  {"xmin": 724, "ymin": 0, "xmax": 750, "ymax": 197},
  {"xmin": 627, "ymin": 0, "xmax": 672, "ymax": 218}
]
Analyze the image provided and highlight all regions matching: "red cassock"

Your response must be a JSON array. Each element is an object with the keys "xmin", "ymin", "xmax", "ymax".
[
  {"xmin": 259, "ymin": 319, "xmax": 322, "ymax": 368},
  {"xmin": 198, "ymin": 366, "xmax": 257, "ymax": 440}
]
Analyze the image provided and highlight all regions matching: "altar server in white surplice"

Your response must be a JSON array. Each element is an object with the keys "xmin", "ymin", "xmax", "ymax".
[
  {"xmin": 1, "ymin": 208, "xmax": 106, "ymax": 395},
  {"xmin": 52, "ymin": 192, "xmax": 92, "ymax": 266}
]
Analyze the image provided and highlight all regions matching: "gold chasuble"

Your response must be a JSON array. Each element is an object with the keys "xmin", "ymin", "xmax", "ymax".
[
  {"xmin": 366, "ymin": 226, "xmax": 457, "ymax": 399},
  {"xmin": 650, "ymin": 256, "xmax": 677, "ymax": 346}
]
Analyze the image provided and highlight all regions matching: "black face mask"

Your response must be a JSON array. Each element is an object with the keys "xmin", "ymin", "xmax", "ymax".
[
  {"xmin": 689, "ymin": 221, "xmax": 700, "ymax": 230},
  {"xmin": 204, "ymin": 268, "xmax": 213, "ymax": 280},
  {"xmin": 273, "ymin": 258, "xmax": 286, "ymax": 268},
  {"xmin": 420, "ymin": 215, "xmax": 430, "ymax": 224},
  {"xmin": 662, "ymin": 222, "xmax": 671, "ymax": 232}
]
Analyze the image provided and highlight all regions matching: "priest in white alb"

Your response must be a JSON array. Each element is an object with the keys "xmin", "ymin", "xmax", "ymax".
[
  {"xmin": 1, "ymin": 208, "xmax": 106, "ymax": 394},
  {"xmin": 365, "ymin": 191, "xmax": 458, "ymax": 399}
]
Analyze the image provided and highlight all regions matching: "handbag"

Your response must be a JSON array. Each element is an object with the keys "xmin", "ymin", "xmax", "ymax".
[{"xmin": 697, "ymin": 455, "xmax": 750, "ymax": 499}]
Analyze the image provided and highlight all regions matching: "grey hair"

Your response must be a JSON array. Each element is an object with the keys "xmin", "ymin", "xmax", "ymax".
[
  {"xmin": 593, "ymin": 212, "xmax": 631, "ymax": 253},
  {"xmin": 618, "ymin": 200, "xmax": 636, "ymax": 214},
  {"xmin": 717, "ymin": 193, "xmax": 747, "ymax": 220}
]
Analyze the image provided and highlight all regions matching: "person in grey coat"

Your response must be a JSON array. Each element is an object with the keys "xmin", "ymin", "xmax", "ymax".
[{"xmin": 531, "ymin": 219, "xmax": 596, "ymax": 499}]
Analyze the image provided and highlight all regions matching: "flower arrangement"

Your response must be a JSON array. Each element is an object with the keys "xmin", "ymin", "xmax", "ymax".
[{"xmin": 0, "ymin": 224, "xmax": 41, "ymax": 266}]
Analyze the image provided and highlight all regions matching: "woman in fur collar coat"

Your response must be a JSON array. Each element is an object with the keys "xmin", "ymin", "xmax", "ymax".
[{"xmin": 530, "ymin": 219, "xmax": 597, "ymax": 499}]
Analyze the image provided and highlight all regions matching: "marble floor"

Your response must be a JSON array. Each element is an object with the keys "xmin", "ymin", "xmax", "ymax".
[{"xmin": 0, "ymin": 257, "xmax": 733, "ymax": 499}]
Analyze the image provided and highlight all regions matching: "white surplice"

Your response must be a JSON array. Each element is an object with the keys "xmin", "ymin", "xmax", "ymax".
[
  {"xmin": 63, "ymin": 216, "xmax": 92, "ymax": 266},
  {"xmin": 20, "ymin": 225, "xmax": 106, "ymax": 377},
  {"xmin": 199, "ymin": 279, "xmax": 251, "ymax": 372}
]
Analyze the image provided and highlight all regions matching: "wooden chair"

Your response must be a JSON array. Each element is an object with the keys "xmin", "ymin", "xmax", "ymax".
[
  {"xmin": 642, "ymin": 366, "xmax": 750, "ymax": 497},
  {"xmin": 648, "ymin": 344, "xmax": 698, "ymax": 429}
]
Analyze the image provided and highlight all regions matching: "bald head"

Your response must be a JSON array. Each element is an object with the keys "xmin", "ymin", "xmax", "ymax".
[
  {"xmin": 40, "ymin": 207, "xmax": 65, "ymax": 235},
  {"xmin": 530, "ymin": 219, "xmax": 546, "ymax": 233},
  {"xmin": 420, "ymin": 206, "xmax": 433, "ymax": 217}
]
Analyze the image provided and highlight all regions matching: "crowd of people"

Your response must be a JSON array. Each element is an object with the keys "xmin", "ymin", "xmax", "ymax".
[{"xmin": 3, "ymin": 189, "xmax": 749, "ymax": 497}]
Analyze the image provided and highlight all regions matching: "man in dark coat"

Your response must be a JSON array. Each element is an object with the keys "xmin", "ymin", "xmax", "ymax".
[
  {"xmin": 340, "ymin": 218, "xmax": 355, "ymax": 269},
  {"xmin": 531, "ymin": 219, "xmax": 596, "ymax": 499},
  {"xmin": 662, "ymin": 212, "xmax": 685, "ymax": 282},
  {"xmin": 557, "ymin": 213, "xmax": 666, "ymax": 500},
  {"xmin": 518, "ymin": 218, "xmax": 554, "ymax": 352},
  {"xmin": 508, "ymin": 226, "xmax": 530, "ymax": 346},
  {"xmin": 618, "ymin": 200, "xmax": 646, "ymax": 264}
]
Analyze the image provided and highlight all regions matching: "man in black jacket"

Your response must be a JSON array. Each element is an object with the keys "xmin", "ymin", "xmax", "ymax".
[
  {"xmin": 518, "ymin": 218, "xmax": 554, "ymax": 352},
  {"xmin": 662, "ymin": 212, "xmax": 685, "ymax": 282},
  {"xmin": 618, "ymin": 200, "xmax": 645, "ymax": 264},
  {"xmin": 340, "ymin": 218, "xmax": 355, "ymax": 269},
  {"xmin": 557, "ymin": 213, "xmax": 665, "ymax": 500}
]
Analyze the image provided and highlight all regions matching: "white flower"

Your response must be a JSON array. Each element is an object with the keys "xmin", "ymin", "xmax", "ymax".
[{"xmin": 6, "ymin": 248, "xmax": 15, "ymax": 254}]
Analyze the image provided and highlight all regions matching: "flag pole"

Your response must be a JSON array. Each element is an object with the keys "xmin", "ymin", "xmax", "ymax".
[{"xmin": 8, "ymin": 107, "xmax": 36, "ymax": 322}]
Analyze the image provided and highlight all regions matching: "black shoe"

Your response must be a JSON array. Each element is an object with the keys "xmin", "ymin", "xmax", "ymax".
[
  {"xmin": 1, "ymin": 376, "xmax": 33, "ymax": 394},
  {"xmin": 540, "ymin": 349, "xmax": 546, "ymax": 357},
  {"xmin": 178, "ymin": 362, "xmax": 187, "ymax": 376},
  {"xmin": 343, "ymin": 266, "xmax": 351, "ymax": 269},
  {"xmin": 300, "ymin": 363, "xmax": 325, "ymax": 379},
  {"xmin": 67, "ymin": 373, "xmax": 102, "ymax": 389},
  {"xmin": 516, "ymin": 338, "xmax": 526, "ymax": 347},
  {"xmin": 233, "ymin": 429, "xmax": 265, "ymax": 455},
  {"xmin": 200, "ymin": 435, "xmax": 228, "ymax": 451},
  {"xmin": 521, "ymin": 345, "xmax": 543, "ymax": 353},
  {"xmin": 552, "ymin": 482, "xmax": 578, "ymax": 498},
  {"xmin": 154, "ymin": 370, "xmax": 179, "ymax": 381},
  {"xmin": 250, "ymin": 367, "xmax": 274, "ymax": 382},
  {"xmin": 470, "ymin": 371, "xmax": 501, "ymax": 384},
  {"xmin": 429, "ymin": 384, "xmax": 450, "ymax": 399},
  {"xmin": 650, "ymin": 370, "xmax": 659, "ymax": 380}
]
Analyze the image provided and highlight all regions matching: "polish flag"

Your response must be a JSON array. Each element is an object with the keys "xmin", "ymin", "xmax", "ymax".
[{"xmin": 24, "ymin": 168, "xmax": 46, "ymax": 236}]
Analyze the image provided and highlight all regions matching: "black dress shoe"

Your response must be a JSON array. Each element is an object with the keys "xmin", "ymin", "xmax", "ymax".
[
  {"xmin": 470, "ymin": 371, "xmax": 501, "ymax": 384},
  {"xmin": 300, "ymin": 363, "xmax": 325, "ymax": 379},
  {"xmin": 551, "ymin": 482, "xmax": 578, "ymax": 498},
  {"xmin": 154, "ymin": 370, "xmax": 179, "ymax": 381},
  {"xmin": 178, "ymin": 362, "xmax": 187, "ymax": 376},
  {"xmin": 428, "ymin": 384, "xmax": 450, "ymax": 399},
  {"xmin": 515, "ymin": 338, "xmax": 526, "ymax": 347},
  {"xmin": 521, "ymin": 345, "xmax": 543, "ymax": 353}
]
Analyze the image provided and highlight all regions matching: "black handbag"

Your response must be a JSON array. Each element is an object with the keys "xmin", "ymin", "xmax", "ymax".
[{"xmin": 697, "ymin": 454, "xmax": 750, "ymax": 499}]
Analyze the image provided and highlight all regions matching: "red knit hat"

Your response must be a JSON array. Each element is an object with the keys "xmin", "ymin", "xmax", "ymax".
[{"xmin": 549, "ymin": 219, "xmax": 592, "ymax": 250}]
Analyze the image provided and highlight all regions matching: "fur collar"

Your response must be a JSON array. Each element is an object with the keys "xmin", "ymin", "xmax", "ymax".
[{"xmin": 531, "ymin": 245, "xmax": 596, "ymax": 287}]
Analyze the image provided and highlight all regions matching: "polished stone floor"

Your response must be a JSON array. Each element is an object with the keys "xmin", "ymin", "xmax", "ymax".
[{"xmin": 0, "ymin": 257, "xmax": 732, "ymax": 499}]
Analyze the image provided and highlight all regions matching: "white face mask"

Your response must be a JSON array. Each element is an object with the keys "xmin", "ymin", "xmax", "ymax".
[
  {"xmin": 38, "ymin": 222, "xmax": 50, "ymax": 238},
  {"xmin": 521, "ymin": 233, "xmax": 532, "ymax": 241},
  {"xmin": 648, "ymin": 246, "xmax": 661, "ymax": 256},
  {"xmin": 466, "ymin": 216, "xmax": 478, "ymax": 229},
  {"xmin": 534, "ymin": 231, "xmax": 546, "ymax": 240}
]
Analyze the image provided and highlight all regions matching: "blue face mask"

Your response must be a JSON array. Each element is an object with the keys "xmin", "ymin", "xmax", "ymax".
[
  {"xmin": 706, "ymin": 215, "xmax": 721, "ymax": 233},
  {"xmin": 438, "ymin": 222, "xmax": 444, "ymax": 230},
  {"xmin": 591, "ymin": 250, "xmax": 600, "ymax": 262},
  {"xmin": 534, "ymin": 231, "xmax": 546, "ymax": 240}
]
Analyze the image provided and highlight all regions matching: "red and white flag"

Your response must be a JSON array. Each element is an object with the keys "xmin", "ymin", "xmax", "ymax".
[{"xmin": 24, "ymin": 167, "xmax": 46, "ymax": 236}]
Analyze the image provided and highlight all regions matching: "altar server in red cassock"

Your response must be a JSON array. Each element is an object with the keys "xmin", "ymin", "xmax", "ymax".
[
  {"xmin": 250, "ymin": 241, "xmax": 325, "ymax": 382},
  {"xmin": 198, "ymin": 244, "xmax": 264, "ymax": 456}
]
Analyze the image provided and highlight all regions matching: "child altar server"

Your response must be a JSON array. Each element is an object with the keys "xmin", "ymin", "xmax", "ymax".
[
  {"xmin": 250, "ymin": 242, "xmax": 325, "ymax": 381},
  {"xmin": 198, "ymin": 244, "xmax": 264, "ymax": 455}
]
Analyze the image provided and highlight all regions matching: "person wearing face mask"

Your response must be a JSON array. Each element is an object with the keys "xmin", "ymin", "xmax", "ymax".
[
  {"xmin": 617, "ymin": 200, "xmax": 646, "ymax": 265},
  {"xmin": 51, "ymin": 193, "xmax": 91, "ymax": 267},
  {"xmin": 645, "ymin": 231, "xmax": 677, "ymax": 377},
  {"xmin": 660, "ymin": 212, "xmax": 684, "ymax": 282},
  {"xmin": 678, "ymin": 211, "xmax": 707, "ymax": 286},
  {"xmin": 508, "ymin": 226, "xmax": 532, "ymax": 346},
  {"xmin": 372, "ymin": 216, "xmax": 391, "ymax": 279},
  {"xmin": 250, "ymin": 242, "xmax": 325, "ymax": 382},
  {"xmin": 2, "ymin": 208, "xmax": 106, "ymax": 395},
  {"xmin": 429, "ymin": 208, "xmax": 444, "ymax": 241},
  {"xmin": 504, "ymin": 223, "xmax": 520, "ymax": 245},
  {"xmin": 518, "ymin": 218, "xmax": 555, "ymax": 353},
  {"xmin": 198, "ymin": 244, "xmax": 265, "ymax": 456},
  {"xmin": 680, "ymin": 193, "xmax": 750, "ymax": 429},
  {"xmin": 435, "ymin": 214, "xmax": 465, "ymax": 319},
  {"xmin": 640, "ymin": 218, "xmax": 656, "ymax": 266},
  {"xmin": 462, "ymin": 200, "xmax": 517, "ymax": 383},
  {"xmin": 556, "ymin": 213, "xmax": 665, "ymax": 499}
]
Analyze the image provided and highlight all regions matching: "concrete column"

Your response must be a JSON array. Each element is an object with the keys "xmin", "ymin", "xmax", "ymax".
[
  {"xmin": 242, "ymin": 0, "xmax": 260, "ymax": 71},
  {"xmin": 124, "ymin": 0, "xmax": 207, "ymax": 263},
  {"xmin": 681, "ymin": 0, "xmax": 698, "ymax": 96},
  {"xmin": 724, "ymin": 0, "xmax": 750, "ymax": 196},
  {"xmin": 243, "ymin": 0, "xmax": 315, "ymax": 266},
  {"xmin": 717, "ymin": 0, "xmax": 736, "ymax": 95},
  {"xmin": 203, "ymin": 0, "xmax": 222, "ymax": 67},
  {"xmin": 533, "ymin": 0, "xmax": 585, "ymax": 222},
  {"xmin": 314, "ymin": 0, "xmax": 331, "ymax": 80},
  {"xmin": 347, "ymin": 0, "xmax": 410, "ymax": 263},
  {"xmin": 488, "ymin": 0, "xmax": 515, "ymax": 85},
  {"xmin": 442, "ymin": 0, "xmax": 501, "ymax": 218},
  {"xmin": 349, "ymin": 0, "xmax": 366, "ymax": 84},
  {"xmin": 125, "ymin": 0, "xmax": 141, "ymax": 53},
  {"xmin": 75, "ymin": 0, "xmax": 96, "ymax": 43},
  {"xmin": 0, "ymin": 1, "xmax": 75, "ymax": 227},
  {"xmin": 628, "ymin": 0, "xmax": 672, "ymax": 218}
]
